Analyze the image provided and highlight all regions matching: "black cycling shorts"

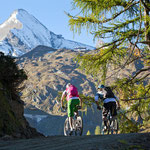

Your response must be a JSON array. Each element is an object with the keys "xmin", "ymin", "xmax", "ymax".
[{"xmin": 102, "ymin": 102, "xmax": 117, "ymax": 117}]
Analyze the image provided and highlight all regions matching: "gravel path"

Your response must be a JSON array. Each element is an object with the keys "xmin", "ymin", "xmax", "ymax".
[{"xmin": 0, "ymin": 133, "xmax": 149, "ymax": 150}]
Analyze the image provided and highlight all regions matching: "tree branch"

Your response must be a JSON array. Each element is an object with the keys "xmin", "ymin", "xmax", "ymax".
[
  {"xmin": 69, "ymin": 1, "xmax": 140, "ymax": 24},
  {"xmin": 136, "ymin": 72, "xmax": 150, "ymax": 82},
  {"xmin": 130, "ymin": 66, "xmax": 150, "ymax": 81},
  {"xmin": 121, "ymin": 2, "xmax": 142, "ymax": 69},
  {"xmin": 141, "ymin": 0, "xmax": 150, "ymax": 11},
  {"xmin": 121, "ymin": 96, "xmax": 150, "ymax": 101},
  {"xmin": 138, "ymin": 41, "xmax": 150, "ymax": 45},
  {"xmin": 105, "ymin": 56, "xmax": 142, "ymax": 80},
  {"xmin": 98, "ymin": 0, "xmax": 140, "ymax": 24}
]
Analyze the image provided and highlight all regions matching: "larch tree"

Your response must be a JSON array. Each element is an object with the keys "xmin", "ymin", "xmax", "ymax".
[
  {"xmin": 86, "ymin": 130, "xmax": 91, "ymax": 135},
  {"xmin": 67, "ymin": 0, "xmax": 150, "ymax": 132},
  {"xmin": 95, "ymin": 125, "xmax": 101, "ymax": 135}
]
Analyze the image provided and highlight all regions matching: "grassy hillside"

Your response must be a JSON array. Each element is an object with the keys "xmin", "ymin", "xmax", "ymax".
[
  {"xmin": 0, "ymin": 52, "xmax": 42, "ymax": 138},
  {"xmin": 17, "ymin": 46, "xmax": 141, "ymax": 114},
  {"xmin": 17, "ymin": 47, "xmax": 96, "ymax": 114}
]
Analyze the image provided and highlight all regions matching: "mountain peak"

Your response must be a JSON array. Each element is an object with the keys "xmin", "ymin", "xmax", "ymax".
[
  {"xmin": 0, "ymin": 9, "xmax": 95, "ymax": 57},
  {"xmin": 3, "ymin": 9, "xmax": 28, "ymax": 24},
  {"xmin": 10, "ymin": 9, "xmax": 29, "ymax": 18},
  {"xmin": 13, "ymin": 9, "xmax": 30, "ymax": 15},
  {"xmin": 17, "ymin": 8, "xmax": 27, "ymax": 12},
  {"xmin": 0, "ymin": 10, "xmax": 22, "ymax": 42}
]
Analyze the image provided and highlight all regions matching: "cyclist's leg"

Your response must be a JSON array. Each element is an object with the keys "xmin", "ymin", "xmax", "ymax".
[
  {"xmin": 110, "ymin": 102, "xmax": 117, "ymax": 117},
  {"xmin": 68, "ymin": 99, "xmax": 80, "ymax": 131},
  {"xmin": 103, "ymin": 103, "xmax": 109, "ymax": 128},
  {"xmin": 110, "ymin": 102, "xmax": 118, "ymax": 133},
  {"xmin": 73, "ymin": 99, "xmax": 80, "ymax": 116},
  {"xmin": 68, "ymin": 99, "xmax": 74, "ymax": 131}
]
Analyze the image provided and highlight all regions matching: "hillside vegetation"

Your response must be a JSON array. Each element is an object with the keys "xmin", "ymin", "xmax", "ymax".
[
  {"xmin": 17, "ymin": 46, "xmax": 97, "ymax": 115},
  {"xmin": 0, "ymin": 52, "xmax": 41, "ymax": 138},
  {"xmin": 67, "ymin": 0, "xmax": 150, "ymax": 133}
]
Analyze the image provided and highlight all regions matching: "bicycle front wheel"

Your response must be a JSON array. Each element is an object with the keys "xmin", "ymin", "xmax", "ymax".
[{"xmin": 64, "ymin": 117, "xmax": 70, "ymax": 136}]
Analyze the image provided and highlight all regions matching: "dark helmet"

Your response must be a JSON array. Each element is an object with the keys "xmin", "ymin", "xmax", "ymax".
[{"xmin": 98, "ymin": 84, "xmax": 105, "ymax": 89}]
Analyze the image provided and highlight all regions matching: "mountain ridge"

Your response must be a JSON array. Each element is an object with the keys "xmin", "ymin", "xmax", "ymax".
[
  {"xmin": 16, "ymin": 46, "xmax": 97, "ymax": 115},
  {"xmin": 0, "ymin": 9, "xmax": 95, "ymax": 57}
]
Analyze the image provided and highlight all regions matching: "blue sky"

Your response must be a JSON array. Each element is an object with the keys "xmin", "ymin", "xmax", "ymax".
[{"xmin": 0, "ymin": 0, "xmax": 96, "ymax": 47}]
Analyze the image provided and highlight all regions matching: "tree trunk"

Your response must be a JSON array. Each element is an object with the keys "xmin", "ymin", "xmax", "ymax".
[{"xmin": 144, "ymin": 0, "xmax": 150, "ymax": 49}]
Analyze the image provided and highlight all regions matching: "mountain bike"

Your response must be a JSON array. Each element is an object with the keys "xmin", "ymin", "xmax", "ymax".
[
  {"xmin": 101, "ymin": 108, "xmax": 119, "ymax": 135},
  {"xmin": 63, "ymin": 106, "xmax": 83, "ymax": 136}
]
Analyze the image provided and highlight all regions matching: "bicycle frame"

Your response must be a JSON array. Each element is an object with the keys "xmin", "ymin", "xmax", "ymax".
[
  {"xmin": 63, "ymin": 106, "xmax": 83, "ymax": 136},
  {"xmin": 102, "ymin": 110, "xmax": 118, "ymax": 135}
]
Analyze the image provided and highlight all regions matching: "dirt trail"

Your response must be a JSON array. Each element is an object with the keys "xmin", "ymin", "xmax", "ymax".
[{"xmin": 0, "ymin": 133, "xmax": 149, "ymax": 150}]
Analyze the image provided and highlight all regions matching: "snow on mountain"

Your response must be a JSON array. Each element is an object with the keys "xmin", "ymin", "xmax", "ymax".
[{"xmin": 0, "ymin": 9, "xmax": 95, "ymax": 57}]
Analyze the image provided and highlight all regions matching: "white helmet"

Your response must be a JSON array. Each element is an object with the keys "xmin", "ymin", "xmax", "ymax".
[{"xmin": 66, "ymin": 83, "xmax": 71, "ymax": 88}]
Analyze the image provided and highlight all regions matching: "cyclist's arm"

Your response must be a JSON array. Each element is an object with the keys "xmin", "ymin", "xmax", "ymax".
[
  {"xmin": 115, "ymin": 96, "xmax": 121, "ymax": 108},
  {"xmin": 95, "ymin": 93, "xmax": 102, "ymax": 110},
  {"xmin": 95, "ymin": 93, "xmax": 101, "ymax": 106},
  {"xmin": 95, "ymin": 101, "xmax": 99, "ymax": 107},
  {"xmin": 61, "ymin": 91, "xmax": 66, "ymax": 107},
  {"xmin": 78, "ymin": 96, "xmax": 82, "ymax": 108},
  {"xmin": 116, "ymin": 100, "xmax": 121, "ymax": 108}
]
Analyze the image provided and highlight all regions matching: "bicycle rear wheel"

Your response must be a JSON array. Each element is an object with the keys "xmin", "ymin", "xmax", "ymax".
[
  {"xmin": 101, "ymin": 121, "xmax": 109, "ymax": 135},
  {"xmin": 101, "ymin": 125, "xmax": 105, "ymax": 135},
  {"xmin": 107, "ymin": 120, "xmax": 111, "ymax": 135},
  {"xmin": 110, "ymin": 118, "xmax": 118, "ymax": 134},
  {"xmin": 64, "ymin": 118, "xmax": 70, "ymax": 136},
  {"xmin": 113, "ymin": 118, "xmax": 119, "ymax": 134},
  {"xmin": 75, "ymin": 116, "xmax": 83, "ymax": 136}
]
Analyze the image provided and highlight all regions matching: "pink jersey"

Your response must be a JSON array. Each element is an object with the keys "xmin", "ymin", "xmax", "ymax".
[{"xmin": 64, "ymin": 85, "xmax": 79, "ymax": 101}]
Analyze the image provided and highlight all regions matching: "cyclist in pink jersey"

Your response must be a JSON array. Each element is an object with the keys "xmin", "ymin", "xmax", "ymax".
[{"xmin": 61, "ymin": 83, "xmax": 82, "ymax": 133}]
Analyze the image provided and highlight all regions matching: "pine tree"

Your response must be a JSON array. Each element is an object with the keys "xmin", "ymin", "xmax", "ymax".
[
  {"xmin": 67, "ymin": 0, "xmax": 150, "ymax": 132},
  {"xmin": 95, "ymin": 125, "xmax": 101, "ymax": 135},
  {"xmin": 86, "ymin": 130, "xmax": 91, "ymax": 135},
  {"xmin": 0, "ymin": 52, "xmax": 27, "ymax": 97}
]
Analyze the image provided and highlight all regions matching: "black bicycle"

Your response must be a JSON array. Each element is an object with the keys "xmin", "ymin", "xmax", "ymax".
[
  {"xmin": 101, "ymin": 109, "xmax": 119, "ymax": 135},
  {"xmin": 63, "ymin": 106, "xmax": 83, "ymax": 136}
]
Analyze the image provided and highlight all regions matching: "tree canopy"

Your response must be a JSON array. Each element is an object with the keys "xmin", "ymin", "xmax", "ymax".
[
  {"xmin": 0, "ymin": 52, "xmax": 27, "ymax": 100},
  {"xmin": 67, "ymin": 0, "xmax": 150, "ymax": 132}
]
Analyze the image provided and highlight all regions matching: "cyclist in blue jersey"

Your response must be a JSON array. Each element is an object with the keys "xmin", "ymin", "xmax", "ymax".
[{"xmin": 95, "ymin": 84, "xmax": 120, "ymax": 131}]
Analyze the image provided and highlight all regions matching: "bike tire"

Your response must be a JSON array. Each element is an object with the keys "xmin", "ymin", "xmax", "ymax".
[
  {"xmin": 75, "ymin": 116, "xmax": 83, "ymax": 136},
  {"xmin": 110, "ymin": 118, "xmax": 118, "ymax": 134},
  {"xmin": 110, "ymin": 119, "xmax": 114, "ymax": 135},
  {"xmin": 114, "ymin": 118, "xmax": 119, "ymax": 134},
  {"xmin": 64, "ymin": 118, "xmax": 70, "ymax": 136},
  {"xmin": 107, "ymin": 120, "xmax": 111, "ymax": 135},
  {"xmin": 101, "ymin": 128, "xmax": 104, "ymax": 135},
  {"xmin": 101, "ymin": 121, "xmax": 108, "ymax": 135}
]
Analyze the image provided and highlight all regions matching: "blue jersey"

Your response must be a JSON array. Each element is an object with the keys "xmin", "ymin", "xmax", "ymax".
[
  {"xmin": 95, "ymin": 91, "xmax": 118, "ymax": 103},
  {"xmin": 95, "ymin": 92, "xmax": 104, "ymax": 101}
]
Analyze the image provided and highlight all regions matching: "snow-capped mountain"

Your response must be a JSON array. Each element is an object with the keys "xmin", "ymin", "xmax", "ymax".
[{"xmin": 0, "ymin": 9, "xmax": 94, "ymax": 57}]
